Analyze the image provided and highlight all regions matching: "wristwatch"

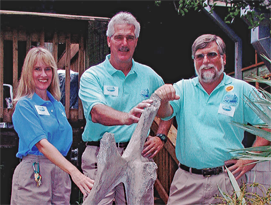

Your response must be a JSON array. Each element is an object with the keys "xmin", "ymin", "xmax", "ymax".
[{"xmin": 156, "ymin": 134, "xmax": 167, "ymax": 143}]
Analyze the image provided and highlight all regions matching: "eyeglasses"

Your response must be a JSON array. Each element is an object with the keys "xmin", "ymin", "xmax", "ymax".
[
  {"xmin": 193, "ymin": 52, "xmax": 219, "ymax": 61},
  {"xmin": 112, "ymin": 35, "xmax": 136, "ymax": 42}
]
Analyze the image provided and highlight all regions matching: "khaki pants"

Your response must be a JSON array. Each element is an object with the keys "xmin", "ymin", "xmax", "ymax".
[
  {"xmin": 167, "ymin": 167, "xmax": 246, "ymax": 205},
  {"xmin": 10, "ymin": 155, "xmax": 71, "ymax": 205}
]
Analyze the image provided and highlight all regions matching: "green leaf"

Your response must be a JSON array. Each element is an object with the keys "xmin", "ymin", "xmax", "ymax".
[
  {"xmin": 254, "ymin": 100, "xmax": 271, "ymax": 118},
  {"xmin": 238, "ymin": 156, "xmax": 271, "ymax": 161},
  {"xmin": 245, "ymin": 77, "xmax": 271, "ymax": 87},
  {"xmin": 232, "ymin": 145, "xmax": 271, "ymax": 153},
  {"xmin": 261, "ymin": 54, "xmax": 271, "ymax": 63},
  {"xmin": 231, "ymin": 122, "xmax": 271, "ymax": 141},
  {"xmin": 225, "ymin": 167, "xmax": 246, "ymax": 205},
  {"xmin": 244, "ymin": 95, "xmax": 271, "ymax": 127},
  {"xmin": 259, "ymin": 88, "xmax": 271, "ymax": 101},
  {"xmin": 154, "ymin": 1, "xmax": 161, "ymax": 6}
]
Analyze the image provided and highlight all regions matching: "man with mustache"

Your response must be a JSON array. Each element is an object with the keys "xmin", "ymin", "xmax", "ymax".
[
  {"xmin": 154, "ymin": 34, "xmax": 270, "ymax": 204},
  {"xmin": 79, "ymin": 11, "xmax": 171, "ymax": 204}
]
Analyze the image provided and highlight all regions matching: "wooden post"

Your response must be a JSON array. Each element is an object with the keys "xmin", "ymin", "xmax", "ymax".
[
  {"xmin": 65, "ymin": 33, "xmax": 71, "ymax": 117},
  {"xmin": 53, "ymin": 31, "xmax": 58, "ymax": 62},
  {"xmin": 26, "ymin": 31, "xmax": 31, "ymax": 53},
  {"xmin": 40, "ymin": 29, "xmax": 45, "ymax": 47},
  {"xmin": 0, "ymin": 31, "xmax": 4, "ymax": 119},
  {"xmin": 12, "ymin": 29, "xmax": 18, "ymax": 97},
  {"xmin": 78, "ymin": 34, "xmax": 85, "ymax": 120}
]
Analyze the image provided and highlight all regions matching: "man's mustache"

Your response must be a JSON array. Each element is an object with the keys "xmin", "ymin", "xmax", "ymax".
[{"xmin": 119, "ymin": 47, "xmax": 130, "ymax": 52}]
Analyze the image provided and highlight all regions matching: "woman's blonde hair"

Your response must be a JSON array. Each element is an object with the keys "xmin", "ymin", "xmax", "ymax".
[{"xmin": 14, "ymin": 47, "xmax": 61, "ymax": 104}]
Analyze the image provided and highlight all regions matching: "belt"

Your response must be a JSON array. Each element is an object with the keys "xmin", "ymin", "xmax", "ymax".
[
  {"xmin": 86, "ymin": 141, "xmax": 129, "ymax": 148},
  {"xmin": 179, "ymin": 164, "xmax": 224, "ymax": 177}
]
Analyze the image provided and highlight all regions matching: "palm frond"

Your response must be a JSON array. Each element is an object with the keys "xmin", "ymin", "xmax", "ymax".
[
  {"xmin": 231, "ymin": 122, "xmax": 271, "ymax": 141},
  {"xmin": 231, "ymin": 145, "xmax": 271, "ymax": 152},
  {"xmin": 238, "ymin": 156, "xmax": 271, "ymax": 161},
  {"xmin": 244, "ymin": 70, "xmax": 271, "ymax": 86},
  {"xmin": 261, "ymin": 54, "xmax": 271, "ymax": 64},
  {"xmin": 244, "ymin": 95, "xmax": 271, "ymax": 127},
  {"xmin": 225, "ymin": 167, "xmax": 246, "ymax": 205},
  {"xmin": 231, "ymin": 70, "xmax": 271, "ymax": 161},
  {"xmin": 246, "ymin": 88, "xmax": 271, "ymax": 125},
  {"xmin": 245, "ymin": 77, "xmax": 271, "ymax": 86},
  {"xmin": 217, "ymin": 186, "xmax": 235, "ymax": 204},
  {"xmin": 259, "ymin": 88, "xmax": 271, "ymax": 101}
]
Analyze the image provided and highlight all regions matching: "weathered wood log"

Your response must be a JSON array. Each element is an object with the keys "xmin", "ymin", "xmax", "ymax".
[{"xmin": 83, "ymin": 93, "xmax": 161, "ymax": 205}]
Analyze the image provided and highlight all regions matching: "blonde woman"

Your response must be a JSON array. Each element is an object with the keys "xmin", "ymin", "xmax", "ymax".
[{"xmin": 10, "ymin": 47, "xmax": 94, "ymax": 205}]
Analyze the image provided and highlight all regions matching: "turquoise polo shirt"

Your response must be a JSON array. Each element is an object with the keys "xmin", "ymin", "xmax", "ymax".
[
  {"xmin": 79, "ymin": 54, "xmax": 164, "ymax": 143},
  {"xmin": 12, "ymin": 91, "xmax": 73, "ymax": 159},
  {"xmin": 164, "ymin": 73, "xmax": 263, "ymax": 169}
]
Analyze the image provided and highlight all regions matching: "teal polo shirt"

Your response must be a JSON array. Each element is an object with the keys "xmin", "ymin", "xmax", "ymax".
[
  {"xmin": 164, "ymin": 73, "xmax": 263, "ymax": 169},
  {"xmin": 12, "ymin": 91, "xmax": 73, "ymax": 159},
  {"xmin": 79, "ymin": 54, "xmax": 164, "ymax": 143}
]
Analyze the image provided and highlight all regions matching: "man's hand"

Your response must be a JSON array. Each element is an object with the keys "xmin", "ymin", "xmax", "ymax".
[
  {"xmin": 142, "ymin": 136, "xmax": 164, "ymax": 158},
  {"xmin": 155, "ymin": 84, "xmax": 180, "ymax": 102},
  {"xmin": 125, "ymin": 99, "xmax": 153, "ymax": 125},
  {"xmin": 224, "ymin": 159, "xmax": 256, "ymax": 180},
  {"xmin": 155, "ymin": 84, "xmax": 179, "ymax": 118},
  {"xmin": 225, "ymin": 135, "xmax": 270, "ymax": 180},
  {"xmin": 91, "ymin": 99, "xmax": 153, "ymax": 126}
]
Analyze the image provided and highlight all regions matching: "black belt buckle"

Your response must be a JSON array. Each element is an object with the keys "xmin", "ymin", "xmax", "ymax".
[
  {"xmin": 202, "ymin": 168, "xmax": 213, "ymax": 177},
  {"xmin": 202, "ymin": 167, "xmax": 222, "ymax": 177}
]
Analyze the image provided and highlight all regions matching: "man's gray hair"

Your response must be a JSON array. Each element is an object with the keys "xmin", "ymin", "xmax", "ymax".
[
  {"xmin": 106, "ymin": 11, "xmax": 140, "ymax": 38},
  {"xmin": 192, "ymin": 34, "xmax": 226, "ymax": 59}
]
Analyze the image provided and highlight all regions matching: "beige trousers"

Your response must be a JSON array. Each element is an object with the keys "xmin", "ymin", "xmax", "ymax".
[
  {"xmin": 167, "ymin": 167, "xmax": 246, "ymax": 205},
  {"xmin": 10, "ymin": 155, "xmax": 71, "ymax": 205}
]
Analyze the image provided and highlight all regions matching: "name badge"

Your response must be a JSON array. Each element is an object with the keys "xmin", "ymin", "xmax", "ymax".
[
  {"xmin": 104, "ymin": 85, "xmax": 118, "ymax": 96},
  {"xmin": 35, "ymin": 105, "xmax": 50, "ymax": 116},
  {"xmin": 218, "ymin": 103, "xmax": 235, "ymax": 117}
]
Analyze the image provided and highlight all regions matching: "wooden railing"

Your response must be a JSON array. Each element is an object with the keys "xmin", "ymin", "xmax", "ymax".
[{"xmin": 152, "ymin": 117, "xmax": 178, "ymax": 204}]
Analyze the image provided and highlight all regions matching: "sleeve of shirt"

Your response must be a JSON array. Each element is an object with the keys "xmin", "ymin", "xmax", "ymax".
[
  {"xmin": 12, "ymin": 99, "xmax": 47, "ymax": 151},
  {"xmin": 79, "ymin": 69, "xmax": 107, "ymax": 121},
  {"xmin": 162, "ymin": 79, "xmax": 184, "ymax": 121}
]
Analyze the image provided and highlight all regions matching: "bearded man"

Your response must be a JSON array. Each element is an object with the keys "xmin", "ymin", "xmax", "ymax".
[{"xmin": 154, "ymin": 34, "xmax": 270, "ymax": 205}]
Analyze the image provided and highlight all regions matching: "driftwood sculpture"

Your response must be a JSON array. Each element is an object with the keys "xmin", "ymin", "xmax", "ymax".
[{"xmin": 83, "ymin": 93, "xmax": 161, "ymax": 205}]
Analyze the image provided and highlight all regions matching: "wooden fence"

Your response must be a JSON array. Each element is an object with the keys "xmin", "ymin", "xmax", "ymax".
[{"xmin": 0, "ymin": 10, "xmax": 109, "ymax": 122}]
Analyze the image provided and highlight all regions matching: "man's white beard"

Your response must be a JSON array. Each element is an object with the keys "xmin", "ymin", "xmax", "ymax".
[{"xmin": 195, "ymin": 57, "xmax": 224, "ymax": 83}]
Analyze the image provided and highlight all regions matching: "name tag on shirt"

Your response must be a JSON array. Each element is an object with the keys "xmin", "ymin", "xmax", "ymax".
[
  {"xmin": 35, "ymin": 105, "xmax": 50, "ymax": 116},
  {"xmin": 104, "ymin": 85, "xmax": 118, "ymax": 96},
  {"xmin": 218, "ymin": 103, "xmax": 235, "ymax": 117}
]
